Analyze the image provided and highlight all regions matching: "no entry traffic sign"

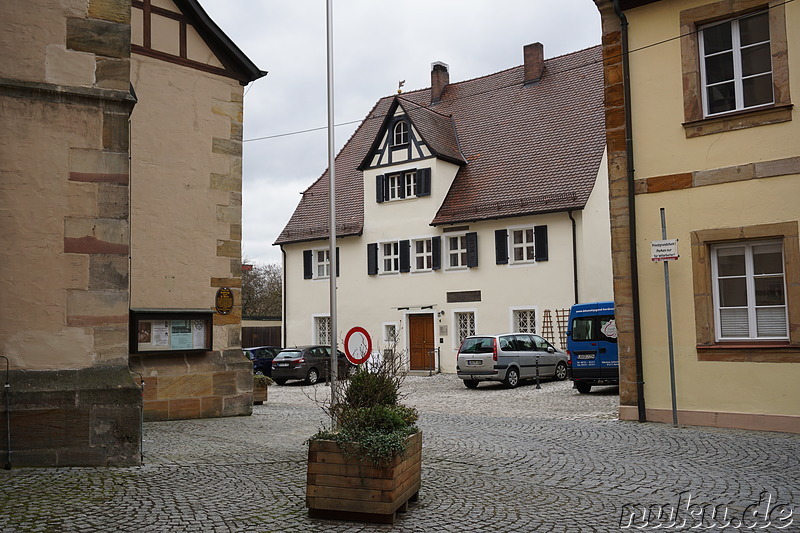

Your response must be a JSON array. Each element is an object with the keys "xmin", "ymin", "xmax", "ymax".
[{"xmin": 344, "ymin": 327, "xmax": 372, "ymax": 365}]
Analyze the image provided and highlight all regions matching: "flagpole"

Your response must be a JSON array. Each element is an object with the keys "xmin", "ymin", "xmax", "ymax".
[{"xmin": 326, "ymin": 0, "xmax": 338, "ymax": 416}]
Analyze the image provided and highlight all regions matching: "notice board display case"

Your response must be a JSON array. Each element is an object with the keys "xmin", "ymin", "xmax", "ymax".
[{"xmin": 130, "ymin": 309, "xmax": 213, "ymax": 354}]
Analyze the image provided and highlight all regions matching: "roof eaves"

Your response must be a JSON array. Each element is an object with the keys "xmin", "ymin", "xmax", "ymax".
[{"xmin": 174, "ymin": 0, "xmax": 267, "ymax": 83}]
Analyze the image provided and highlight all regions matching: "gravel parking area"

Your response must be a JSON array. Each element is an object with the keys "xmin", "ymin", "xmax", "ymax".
[{"xmin": 1, "ymin": 373, "xmax": 797, "ymax": 532}]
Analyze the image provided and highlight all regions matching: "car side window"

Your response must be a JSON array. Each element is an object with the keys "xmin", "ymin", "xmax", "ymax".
[
  {"xmin": 499, "ymin": 336, "xmax": 514, "ymax": 351},
  {"xmin": 532, "ymin": 335, "xmax": 550, "ymax": 351},
  {"xmin": 513, "ymin": 335, "xmax": 534, "ymax": 351}
]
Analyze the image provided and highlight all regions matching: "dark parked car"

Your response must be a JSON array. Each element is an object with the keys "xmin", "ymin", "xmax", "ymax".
[
  {"xmin": 271, "ymin": 345, "xmax": 354, "ymax": 385},
  {"xmin": 243, "ymin": 346, "xmax": 282, "ymax": 376}
]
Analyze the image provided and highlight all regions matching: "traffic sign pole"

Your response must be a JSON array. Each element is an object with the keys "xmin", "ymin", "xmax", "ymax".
[{"xmin": 660, "ymin": 207, "xmax": 678, "ymax": 427}]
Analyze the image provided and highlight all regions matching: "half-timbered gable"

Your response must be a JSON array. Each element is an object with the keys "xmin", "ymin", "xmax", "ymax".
[{"xmin": 131, "ymin": 0, "xmax": 262, "ymax": 84}]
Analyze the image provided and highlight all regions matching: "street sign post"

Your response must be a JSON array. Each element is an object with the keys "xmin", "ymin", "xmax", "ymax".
[{"xmin": 654, "ymin": 208, "xmax": 678, "ymax": 427}]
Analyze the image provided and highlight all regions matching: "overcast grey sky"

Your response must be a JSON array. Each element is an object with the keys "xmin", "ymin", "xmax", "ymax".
[{"xmin": 199, "ymin": 1, "xmax": 602, "ymax": 265}]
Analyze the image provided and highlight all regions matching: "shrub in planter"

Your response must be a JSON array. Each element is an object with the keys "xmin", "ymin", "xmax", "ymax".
[{"xmin": 306, "ymin": 353, "xmax": 421, "ymax": 523}]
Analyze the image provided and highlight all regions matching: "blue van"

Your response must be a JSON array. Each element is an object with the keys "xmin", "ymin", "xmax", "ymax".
[{"xmin": 566, "ymin": 301, "xmax": 618, "ymax": 394}]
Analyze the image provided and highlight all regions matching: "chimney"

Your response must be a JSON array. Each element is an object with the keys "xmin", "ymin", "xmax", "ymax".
[
  {"xmin": 523, "ymin": 42, "xmax": 544, "ymax": 85},
  {"xmin": 431, "ymin": 61, "xmax": 449, "ymax": 104}
]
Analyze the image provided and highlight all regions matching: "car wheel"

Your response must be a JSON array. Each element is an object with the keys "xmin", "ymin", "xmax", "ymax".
[
  {"xmin": 554, "ymin": 362, "xmax": 567, "ymax": 381},
  {"xmin": 503, "ymin": 368, "xmax": 520, "ymax": 389},
  {"xmin": 576, "ymin": 381, "xmax": 592, "ymax": 394},
  {"xmin": 274, "ymin": 379, "xmax": 287, "ymax": 385},
  {"xmin": 305, "ymin": 368, "xmax": 319, "ymax": 385},
  {"xmin": 255, "ymin": 370, "xmax": 265, "ymax": 376},
  {"xmin": 463, "ymin": 379, "xmax": 479, "ymax": 389}
]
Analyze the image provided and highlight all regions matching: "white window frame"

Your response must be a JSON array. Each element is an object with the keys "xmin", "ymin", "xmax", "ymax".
[
  {"xmin": 446, "ymin": 234, "xmax": 468, "ymax": 270},
  {"xmin": 382, "ymin": 322, "xmax": 399, "ymax": 345},
  {"xmin": 509, "ymin": 225, "xmax": 536, "ymax": 264},
  {"xmin": 453, "ymin": 309, "xmax": 477, "ymax": 349},
  {"xmin": 510, "ymin": 307, "xmax": 537, "ymax": 334},
  {"xmin": 380, "ymin": 241, "xmax": 400, "ymax": 274},
  {"xmin": 387, "ymin": 173, "xmax": 402, "ymax": 201},
  {"xmin": 699, "ymin": 11, "xmax": 773, "ymax": 118},
  {"xmin": 404, "ymin": 170, "xmax": 417, "ymax": 197},
  {"xmin": 393, "ymin": 120, "xmax": 409, "ymax": 145},
  {"xmin": 710, "ymin": 239, "xmax": 788, "ymax": 341},
  {"xmin": 412, "ymin": 237, "xmax": 433, "ymax": 272},
  {"xmin": 313, "ymin": 315, "xmax": 332, "ymax": 345},
  {"xmin": 312, "ymin": 248, "xmax": 330, "ymax": 279}
]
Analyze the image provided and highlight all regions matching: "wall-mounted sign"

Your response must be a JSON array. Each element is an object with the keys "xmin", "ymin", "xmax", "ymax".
[
  {"xmin": 651, "ymin": 239, "xmax": 679, "ymax": 262},
  {"xmin": 130, "ymin": 310, "xmax": 213, "ymax": 354},
  {"xmin": 215, "ymin": 287, "xmax": 234, "ymax": 315}
]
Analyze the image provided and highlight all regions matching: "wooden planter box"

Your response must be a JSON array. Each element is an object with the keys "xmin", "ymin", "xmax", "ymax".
[
  {"xmin": 306, "ymin": 431, "xmax": 422, "ymax": 524},
  {"xmin": 252, "ymin": 377, "xmax": 268, "ymax": 405}
]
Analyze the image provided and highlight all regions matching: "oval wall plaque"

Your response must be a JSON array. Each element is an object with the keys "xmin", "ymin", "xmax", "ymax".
[{"xmin": 215, "ymin": 287, "xmax": 234, "ymax": 315}]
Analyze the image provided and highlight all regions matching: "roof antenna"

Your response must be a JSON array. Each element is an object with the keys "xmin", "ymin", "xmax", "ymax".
[{"xmin": 397, "ymin": 80, "xmax": 405, "ymax": 94}]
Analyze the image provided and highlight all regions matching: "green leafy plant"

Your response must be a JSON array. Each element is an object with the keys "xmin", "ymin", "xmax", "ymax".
[{"xmin": 308, "ymin": 345, "xmax": 418, "ymax": 467}]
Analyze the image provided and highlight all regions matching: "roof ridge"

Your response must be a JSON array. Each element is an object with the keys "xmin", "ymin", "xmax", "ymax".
[
  {"xmin": 397, "ymin": 96, "xmax": 451, "ymax": 119},
  {"xmin": 381, "ymin": 43, "xmax": 602, "ymax": 101}
]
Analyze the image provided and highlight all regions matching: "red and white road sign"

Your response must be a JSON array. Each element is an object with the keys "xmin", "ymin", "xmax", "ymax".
[{"xmin": 343, "ymin": 327, "xmax": 372, "ymax": 365}]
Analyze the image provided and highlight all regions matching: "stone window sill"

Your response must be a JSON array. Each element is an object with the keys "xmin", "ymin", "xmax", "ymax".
[
  {"xmin": 697, "ymin": 342, "xmax": 799, "ymax": 363},
  {"xmin": 683, "ymin": 104, "xmax": 793, "ymax": 138}
]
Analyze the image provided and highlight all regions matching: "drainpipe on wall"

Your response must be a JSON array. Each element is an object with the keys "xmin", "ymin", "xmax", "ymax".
[
  {"xmin": 568, "ymin": 210, "xmax": 579, "ymax": 304},
  {"xmin": 613, "ymin": 0, "xmax": 647, "ymax": 422},
  {"xmin": 281, "ymin": 246, "xmax": 287, "ymax": 348}
]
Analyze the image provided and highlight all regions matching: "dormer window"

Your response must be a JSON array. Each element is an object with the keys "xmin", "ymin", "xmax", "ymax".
[{"xmin": 393, "ymin": 120, "xmax": 409, "ymax": 145}]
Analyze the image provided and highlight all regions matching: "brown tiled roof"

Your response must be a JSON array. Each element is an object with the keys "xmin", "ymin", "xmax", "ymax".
[
  {"xmin": 274, "ymin": 45, "xmax": 605, "ymax": 245},
  {"xmin": 400, "ymin": 100, "xmax": 467, "ymax": 166}
]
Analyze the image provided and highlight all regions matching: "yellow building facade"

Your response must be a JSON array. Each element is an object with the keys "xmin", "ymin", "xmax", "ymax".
[{"xmin": 595, "ymin": 0, "xmax": 799, "ymax": 432}]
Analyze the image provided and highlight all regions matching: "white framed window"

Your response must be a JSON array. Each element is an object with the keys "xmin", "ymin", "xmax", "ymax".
[
  {"xmin": 447, "ymin": 234, "xmax": 468, "ymax": 269},
  {"xmin": 413, "ymin": 238, "xmax": 433, "ymax": 271},
  {"xmin": 313, "ymin": 249, "xmax": 330, "ymax": 279},
  {"xmin": 393, "ymin": 120, "xmax": 408, "ymax": 145},
  {"xmin": 510, "ymin": 227, "xmax": 535, "ymax": 263},
  {"xmin": 387, "ymin": 173, "xmax": 402, "ymax": 200},
  {"xmin": 711, "ymin": 240, "xmax": 787, "ymax": 340},
  {"xmin": 314, "ymin": 315, "xmax": 332, "ymax": 345},
  {"xmin": 699, "ymin": 11, "xmax": 772, "ymax": 117},
  {"xmin": 381, "ymin": 241, "xmax": 400, "ymax": 273},
  {"xmin": 404, "ymin": 171, "xmax": 417, "ymax": 197},
  {"xmin": 512, "ymin": 308, "xmax": 536, "ymax": 333},
  {"xmin": 454, "ymin": 311, "xmax": 476, "ymax": 345},
  {"xmin": 383, "ymin": 322, "xmax": 399, "ymax": 345}
]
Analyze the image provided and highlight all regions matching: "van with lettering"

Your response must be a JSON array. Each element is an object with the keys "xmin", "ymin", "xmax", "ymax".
[{"xmin": 566, "ymin": 301, "xmax": 618, "ymax": 394}]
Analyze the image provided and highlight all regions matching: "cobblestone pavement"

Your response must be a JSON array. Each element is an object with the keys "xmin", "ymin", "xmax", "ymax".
[{"xmin": 1, "ymin": 374, "xmax": 798, "ymax": 532}]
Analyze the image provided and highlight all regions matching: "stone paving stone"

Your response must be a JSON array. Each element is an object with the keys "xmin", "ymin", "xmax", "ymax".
[{"xmin": 0, "ymin": 375, "xmax": 797, "ymax": 532}]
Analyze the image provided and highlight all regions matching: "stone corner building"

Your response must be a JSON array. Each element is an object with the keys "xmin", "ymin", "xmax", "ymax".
[{"xmin": 0, "ymin": 0, "xmax": 265, "ymax": 467}]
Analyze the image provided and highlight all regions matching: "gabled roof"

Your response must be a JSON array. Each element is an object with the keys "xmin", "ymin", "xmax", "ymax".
[
  {"xmin": 148, "ymin": 0, "xmax": 266, "ymax": 83},
  {"xmin": 275, "ymin": 45, "xmax": 605, "ymax": 245},
  {"xmin": 358, "ymin": 98, "xmax": 467, "ymax": 170}
]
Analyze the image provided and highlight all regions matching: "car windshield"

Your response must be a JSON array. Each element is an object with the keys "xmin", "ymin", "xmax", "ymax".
[
  {"xmin": 276, "ymin": 350, "xmax": 301, "ymax": 359},
  {"xmin": 460, "ymin": 337, "xmax": 494, "ymax": 354}
]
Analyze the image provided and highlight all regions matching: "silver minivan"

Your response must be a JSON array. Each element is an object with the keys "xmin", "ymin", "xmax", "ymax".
[{"xmin": 456, "ymin": 333, "xmax": 568, "ymax": 389}]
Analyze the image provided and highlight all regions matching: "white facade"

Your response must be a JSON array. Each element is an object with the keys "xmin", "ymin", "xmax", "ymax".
[{"xmin": 282, "ymin": 153, "xmax": 612, "ymax": 373}]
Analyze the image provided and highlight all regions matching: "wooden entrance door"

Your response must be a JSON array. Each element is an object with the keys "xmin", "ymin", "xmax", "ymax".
[{"xmin": 409, "ymin": 314, "xmax": 435, "ymax": 370}]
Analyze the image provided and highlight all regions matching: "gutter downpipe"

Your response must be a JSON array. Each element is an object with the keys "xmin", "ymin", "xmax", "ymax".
[
  {"xmin": 281, "ymin": 246, "xmax": 287, "ymax": 348},
  {"xmin": 613, "ymin": 0, "xmax": 646, "ymax": 422},
  {"xmin": 568, "ymin": 210, "xmax": 579, "ymax": 304}
]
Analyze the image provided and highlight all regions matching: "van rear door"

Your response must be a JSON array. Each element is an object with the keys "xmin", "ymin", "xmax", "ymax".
[
  {"xmin": 569, "ymin": 311, "xmax": 600, "ymax": 374},
  {"xmin": 596, "ymin": 313, "xmax": 618, "ymax": 379}
]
